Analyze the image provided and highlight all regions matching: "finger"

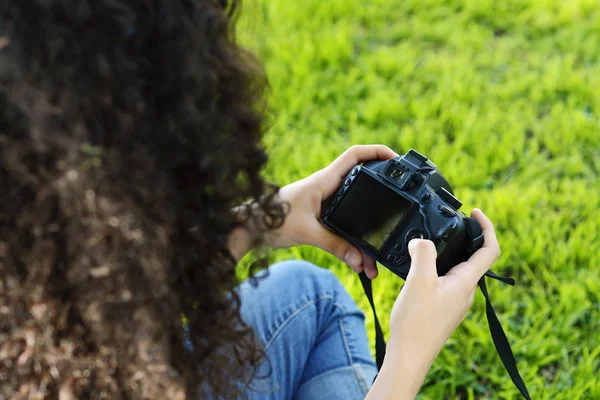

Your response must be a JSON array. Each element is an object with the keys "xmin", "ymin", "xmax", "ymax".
[
  {"xmin": 362, "ymin": 252, "xmax": 378, "ymax": 279},
  {"xmin": 304, "ymin": 220, "xmax": 364, "ymax": 273},
  {"xmin": 447, "ymin": 209, "xmax": 501, "ymax": 284},
  {"xmin": 318, "ymin": 145, "xmax": 399, "ymax": 195},
  {"xmin": 466, "ymin": 209, "xmax": 501, "ymax": 278},
  {"xmin": 405, "ymin": 239, "xmax": 438, "ymax": 284},
  {"xmin": 472, "ymin": 208, "xmax": 498, "ymax": 249}
]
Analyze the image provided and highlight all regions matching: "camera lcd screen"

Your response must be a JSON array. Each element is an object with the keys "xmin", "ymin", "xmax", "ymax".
[{"xmin": 328, "ymin": 173, "xmax": 413, "ymax": 253}]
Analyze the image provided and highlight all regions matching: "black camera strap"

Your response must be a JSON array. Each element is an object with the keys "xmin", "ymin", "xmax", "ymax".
[
  {"xmin": 358, "ymin": 270, "xmax": 531, "ymax": 399},
  {"xmin": 359, "ymin": 271, "xmax": 387, "ymax": 370}
]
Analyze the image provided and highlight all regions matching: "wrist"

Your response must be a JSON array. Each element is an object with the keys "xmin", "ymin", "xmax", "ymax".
[
  {"xmin": 366, "ymin": 338, "xmax": 432, "ymax": 400},
  {"xmin": 385, "ymin": 337, "xmax": 433, "ymax": 386}
]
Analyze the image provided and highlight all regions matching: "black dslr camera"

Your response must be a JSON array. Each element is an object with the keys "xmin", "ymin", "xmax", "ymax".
[
  {"xmin": 321, "ymin": 149, "xmax": 532, "ymax": 399},
  {"xmin": 321, "ymin": 149, "xmax": 484, "ymax": 277}
]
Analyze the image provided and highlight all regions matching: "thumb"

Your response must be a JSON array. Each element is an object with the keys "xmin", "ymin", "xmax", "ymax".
[
  {"xmin": 406, "ymin": 239, "xmax": 438, "ymax": 283},
  {"xmin": 306, "ymin": 221, "xmax": 364, "ymax": 273}
]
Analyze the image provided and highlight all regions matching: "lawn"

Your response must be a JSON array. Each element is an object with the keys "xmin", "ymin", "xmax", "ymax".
[{"xmin": 237, "ymin": 0, "xmax": 600, "ymax": 398}]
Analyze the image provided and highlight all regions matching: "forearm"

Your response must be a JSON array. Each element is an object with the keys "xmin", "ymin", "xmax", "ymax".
[
  {"xmin": 227, "ymin": 225, "xmax": 255, "ymax": 262},
  {"xmin": 227, "ymin": 196, "xmax": 288, "ymax": 262},
  {"xmin": 227, "ymin": 203, "xmax": 279, "ymax": 262},
  {"xmin": 227, "ymin": 199, "xmax": 266, "ymax": 262},
  {"xmin": 365, "ymin": 339, "xmax": 433, "ymax": 400}
]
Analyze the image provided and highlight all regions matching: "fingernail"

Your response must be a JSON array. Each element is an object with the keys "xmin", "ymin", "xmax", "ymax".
[
  {"xmin": 408, "ymin": 239, "xmax": 418, "ymax": 254},
  {"xmin": 344, "ymin": 250, "xmax": 361, "ymax": 268}
]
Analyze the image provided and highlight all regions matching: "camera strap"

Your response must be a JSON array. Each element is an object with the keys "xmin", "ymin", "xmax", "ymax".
[{"xmin": 358, "ymin": 270, "xmax": 531, "ymax": 399}]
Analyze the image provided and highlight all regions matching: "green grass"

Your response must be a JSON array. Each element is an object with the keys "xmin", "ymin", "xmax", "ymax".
[{"xmin": 237, "ymin": 1, "xmax": 600, "ymax": 398}]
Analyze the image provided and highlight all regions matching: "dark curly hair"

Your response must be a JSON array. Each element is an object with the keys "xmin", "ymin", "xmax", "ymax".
[{"xmin": 0, "ymin": 1, "xmax": 285, "ymax": 398}]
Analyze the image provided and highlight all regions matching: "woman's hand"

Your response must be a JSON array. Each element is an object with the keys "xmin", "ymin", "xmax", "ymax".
[
  {"xmin": 366, "ymin": 209, "xmax": 501, "ymax": 399},
  {"xmin": 265, "ymin": 145, "xmax": 398, "ymax": 279}
]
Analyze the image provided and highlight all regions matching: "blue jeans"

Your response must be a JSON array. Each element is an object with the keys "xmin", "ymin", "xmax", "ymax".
[{"xmin": 238, "ymin": 260, "xmax": 377, "ymax": 400}]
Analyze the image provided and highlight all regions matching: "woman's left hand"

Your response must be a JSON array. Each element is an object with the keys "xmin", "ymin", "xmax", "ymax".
[{"xmin": 265, "ymin": 145, "xmax": 399, "ymax": 279}]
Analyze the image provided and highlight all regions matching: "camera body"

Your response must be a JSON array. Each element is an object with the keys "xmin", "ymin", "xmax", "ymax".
[{"xmin": 321, "ymin": 149, "xmax": 483, "ymax": 278}]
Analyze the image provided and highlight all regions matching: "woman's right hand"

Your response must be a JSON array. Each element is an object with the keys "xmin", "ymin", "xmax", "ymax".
[{"xmin": 366, "ymin": 209, "xmax": 501, "ymax": 399}]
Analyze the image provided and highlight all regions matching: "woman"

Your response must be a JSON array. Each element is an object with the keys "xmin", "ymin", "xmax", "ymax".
[{"xmin": 0, "ymin": 1, "xmax": 500, "ymax": 399}]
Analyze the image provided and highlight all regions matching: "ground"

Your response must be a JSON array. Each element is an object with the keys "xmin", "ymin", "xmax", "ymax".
[{"xmin": 238, "ymin": 1, "xmax": 600, "ymax": 398}]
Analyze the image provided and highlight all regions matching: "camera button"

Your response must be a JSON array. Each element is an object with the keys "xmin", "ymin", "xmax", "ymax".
[
  {"xmin": 438, "ymin": 205, "xmax": 455, "ymax": 218},
  {"xmin": 421, "ymin": 192, "xmax": 432, "ymax": 202},
  {"xmin": 323, "ymin": 208, "xmax": 330, "ymax": 216},
  {"xmin": 344, "ymin": 178, "xmax": 352, "ymax": 186},
  {"xmin": 394, "ymin": 243, "xmax": 403, "ymax": 252},
  {"xmin": 406, "ymin": 229, "xmax": 425, "ymax": 243},
  {"xmin": 351, "ymin": 168, "xmax": 359, "ymax": 176},
  {"xmin": 393, "ymin": 255, "xmax": 409, "ymax": 265},
  {"xmin": 338, "ymin": 187, "xmax": 345, "ymax": 196},
  {"xmin": 386, "ymin": 254, "xmax": 397, "ymax": 263},
  {"xmin": 331, "ymin": 197, "xmax": 338, "ymax": 206}
]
